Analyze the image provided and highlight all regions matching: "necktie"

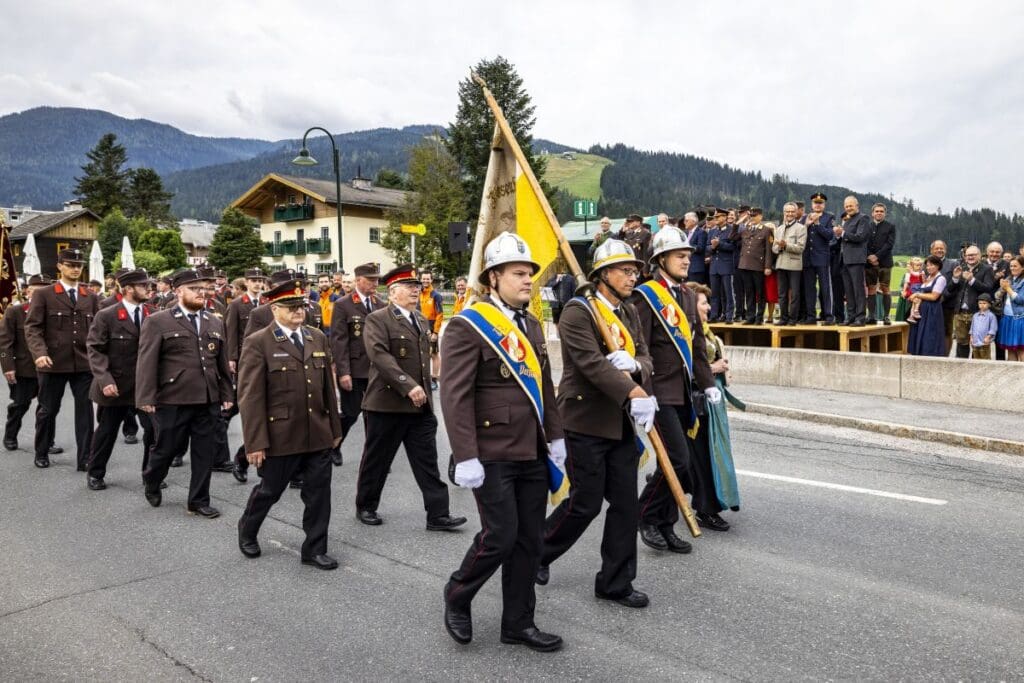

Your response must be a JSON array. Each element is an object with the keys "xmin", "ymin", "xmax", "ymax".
[
  {"xmin": 671, "ymin": 286, "xmax": 684, "ymax": 307},
  {"xmin": 133, "ymin": 307, "xmax": 141, "ymax": 329},
  {"xmin": 513, "ymin": 310, "xmax": 528, "ymax": 335},
  {"xmin": 612, "ymin": 308, "xmax": 621, "ymax": 319},
  {"xmin": 69, "ymin": 288, "xmax": 77, "ymax": 306},
  {"xmin": 291, "ymin": 331, "xmax": 304, "ymax": 350},
  {"xmin": 410, "ymin": 313, "xmax": 421, "ymax": 335},
  {"xmin": 366, "ymin": 298, "xmax": 373, "ymax": 313},
  {"xmin": 188, "ymin": 313, "xmax": 199, "ymax": 335}
]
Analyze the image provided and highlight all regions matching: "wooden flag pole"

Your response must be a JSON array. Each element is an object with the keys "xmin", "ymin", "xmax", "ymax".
[{"xmin": 471, "ymin": 72, "xmax": 701, "ymax": 538}]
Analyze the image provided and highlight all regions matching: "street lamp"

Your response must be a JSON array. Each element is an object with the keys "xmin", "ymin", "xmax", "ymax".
[{"xmin": 292, "ymin": 126, "xmax": 344, "ymax": 272}]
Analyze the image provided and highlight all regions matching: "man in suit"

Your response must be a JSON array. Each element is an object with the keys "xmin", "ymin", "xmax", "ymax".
[
  {"xmin": 96, "ymin": 268, "xmax": 141, "ymax": 445},
  {"xmin": 617, "ymin": 214, "xmax": 654, "ymax": 277},
  {"xmin": 801, "ymin": 193, "xmax": 836, "ymax": 324},
  {"xmin": 330, "ymin": 262, "xmax": 382, "ymax": 453},
  {"xmin": 834, "ymin": 196, "xmax": 872, "ymax": 327},
  {"xmin": 736, "ymin": 208, "xmax": 773, "ymax": 324},
  {"xmin": 24, "ymin": 248, "xmax": 100, "ymax": 470},
  {"xmin": 681, "ymin": 211, "xmax": 707, "ymax": 285},
  {"xmin": 236, "ymin": 276, "xmax": 343, "ymax": 570},
  {"xmin": 222, "ymin": 267, "xmax": 268, "ymax": 476},
  {"xmin": 1, "ymin": 275, "xmax": 48, "ymax": 451},
  {"xmin": 441, "ymin": 232, "xmax": 564, "ymax": 652},
  {"xmin": 772, "ymin": 203, "xmax": 807, "ymax": 326},
  {"xmin": 84, "ymin": 269, "xmax": 155, "ymax": 490},
  {"xmin": 729, "ymin": 208, "xmax": 748, "ymax": 322},
  {"xmin": 985, "ymin": 241, "xmax": 1012, "ymax": 360},
  {"xmin": 355, "ymin": 264, "xmax": 466, "ymax": 531},
  {"xmin": 707, "ymin": 208, "xmax": 736, "ymax": 322},
  {"xmin": 946, "ymin": 244, "xmax": 995, "ymax": 358},
  {"xmin": 865, "ymin": 203, "xmax": 896, "ymax": 325},
  {"xmin": 634, "ymin": 227, "xmax": 718, "ymax": 553},
  {"xmin": 136, "ymin": 268, "xmax": 234, "ymax": 517},
  {"xmin": 538, "ymin": 239, "xmax": 655, "ymax": 609}
]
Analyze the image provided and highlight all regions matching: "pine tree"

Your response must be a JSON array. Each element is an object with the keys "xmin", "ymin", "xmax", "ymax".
[
  {"xmin": 208, "ymin": 207, "xmax": 266, "ymax": 279},
  {"xmin": 125, "ymin": 168, "xmax": 175, "ymax": 226},
  {"xmin": 74, "ymin": 133, "xmax": 129, "ymax": 217},
  {"xmin": 446, "ymin": 56, "xmax": 552, "ymax": 220}
]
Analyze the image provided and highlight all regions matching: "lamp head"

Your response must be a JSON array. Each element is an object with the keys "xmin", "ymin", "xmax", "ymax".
[{"xmin": 291, "ymin": 147, "xmax": 318, "ymax": 166}]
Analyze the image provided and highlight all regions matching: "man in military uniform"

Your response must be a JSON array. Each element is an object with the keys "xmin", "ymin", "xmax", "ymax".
[
  {"xmin": 136, "ymin": 268, "xmax": 234, "ymax": 517},
  {"xmin": 214, "ymin": 270, "xmax": 231, "ymax": 305},
  {"xmin": 223, "ymin": 267, "xmax": 267, "ymax": 476},
  {"xmin": 736, "ymin": 208, "xmax": 774, "ymax": 324},
  {"xmin": 801, "ymin": 192, "xmax": 836, "ymax": 324},
  {"xmin": 1, "ymin": 275, "xmax": 48, "ymax": 451},
  {"xmin": 634, "ymin": 228, "xmax": 718, "ymax": 554},
  {"xmin": 617, "ymin": 214, "xmax": 653, "ymax": 277},
  {"xmin": 330, "ymin": 262, "xmax": 382, "ymax": 451},
  {"xmin": 707, "ymin": 208, "xmax": 736, "ymax": 322},
  {"xmin": 98, "ymin": 269, "xmax": 142, "ymax": 444},
  {"xmin": 151, "ymin": 276, "xmax": 174, "ymax": 309},
  {"xmin": 537, "ymin": 239, "xmax": 656, "ymax": 609},
  {"xmin": 84, "ymin": 269, "xmax": 155, "ymax": 490},
  {"xmin": 355, "ymin": 264, "xmax": 466, "ymax": 531},
  {"xmin": 25, "ymin": 248, "xmax": 100, "ymax": 469},
  {"xmin": 441, "ymin": 232, "xmax": 564, "ymax": 651},
  {"xmin": 236, "ymin": 276, "xmax": 342, "ymax": 570}
]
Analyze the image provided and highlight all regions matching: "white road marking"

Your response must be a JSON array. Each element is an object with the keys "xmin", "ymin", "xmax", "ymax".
[{"xmin": 735, "ymin": 469, "xmax": 948, "ymax": 505}]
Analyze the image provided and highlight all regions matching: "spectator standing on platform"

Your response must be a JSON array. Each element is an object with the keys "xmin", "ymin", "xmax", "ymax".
[
  {"xmin": 736, "ymin": 208, "xmax": 772, "ymax": 325},
  {"xmin": 996, "ymin": 256, "xmax": 1024, "ymax": 361},
  {"xmin": 763, "ymin": 221, "xmax": 780, "ymax": 323},
  {"xmin": 834, "ymin": 196, "xmax": 872, "ymax": 327},
  {"xmin": 588, "ymin": 217, "xmax": 614, "ymax": 260},
  {"xmin": 801, "ymin": 193, "xmax": 835, "ymax": 325},
  {"xmin": 618, "ymin": 214, "xmax": 654, "ymax": 277},
  {"xmin": 772, "ymin": 203, "xmax": 806, "ymax": 326},
  {"xmin": 865, "ymin": 203, "xmax": 896, "ymax": 325},
  {"xmin": 986, "ymin": 242, "xmax": 1012, "ymax": 361},
  {"xmin": 682, "ymin": 212, "xmax": 708, "ymax": 285},
  {"xmin": 906, "ymin": 256, "xmax": 948, "ymax": 357},
  {"xmin": 707, "ymin": 208, "xmax": 736, "ymax": 322},
  {"xmin": 947, "ymin": 245, "xmax": 994, "ymax": 359},
  {"xmin": 969, "ymin": 294, "xmax": 998, "ymax": 360}
]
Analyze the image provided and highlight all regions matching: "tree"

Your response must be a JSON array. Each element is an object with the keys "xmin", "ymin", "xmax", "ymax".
[
  {"xmin": 112, "ymin": 250, "xmax": 168, "ymax": 274},
  {"xmin": 374, "ymin": 168, "xmax": 408, "ymax": 190},
  {"xmin": 136, "ymin": 229, "xmax": 187, "ymax": 270},
  {"xmin": 446, "ymin": 56, "xmax": 552, "ymax": 220},
  {"xmin": 381, "ymin": 140, "xmax": 467, "ymax": 282},
  {"xmin": 74, "ymin": 133, "xmax": 129, "ymax": 217},
  {"xmin": 96, "ymin": 209, "xmax": 143, "ymax": 270},
  {"xmin": 126, "ymin": 168, "xmax": 175, "ymax": 226},
  {"xmin": 207, "ymin": 207, "xmax": 266, "ymax": 279}
]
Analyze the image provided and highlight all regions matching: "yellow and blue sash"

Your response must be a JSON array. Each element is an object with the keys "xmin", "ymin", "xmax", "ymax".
[
  {"xmin": 636, "ymin": 280, "xmax": 700, "ymax": 438},
  {"xmin": 457, "ymin": 302, "xmax": 568, "ymax": 504},
  {"xmin": 570, "ymin": 296, "xmax": 636, "ymax": 357}
]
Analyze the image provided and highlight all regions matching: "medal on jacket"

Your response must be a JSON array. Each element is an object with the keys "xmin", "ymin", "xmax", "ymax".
[
  {"xmin": 351, "ymin": 315, "xmax": 362, "ymax": 338},
  {"xmin": 399, "ymin": 346, "xmax": 407, "ymax": 358}
]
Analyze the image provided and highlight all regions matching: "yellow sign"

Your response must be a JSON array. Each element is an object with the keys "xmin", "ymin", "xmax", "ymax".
[{"xmin": 400, "ymin": 223, "xmax": 426, "ymax": 236}]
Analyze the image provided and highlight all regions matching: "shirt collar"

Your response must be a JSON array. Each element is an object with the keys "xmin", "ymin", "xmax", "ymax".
[
  {"xmin": 121, "ymin": 299, "xmax": 139, "ymax": 319},
  {"xmin": 60, "ymin": 280, "xmax": 77, "ymax": 292},
  {"xmin": 595, "ymin": 291, "xmax": 619, "ymax": 311},
  {"xmin": 489, "ymin": 295, "xmax": 524, "ymax": 323},
  {"xmin": 178, "ymin": 303, "xmax": 200, "ymax": 318},
  {"xmin": 276, "ymin": 321, "xmax": 302, "ymax": 338}
]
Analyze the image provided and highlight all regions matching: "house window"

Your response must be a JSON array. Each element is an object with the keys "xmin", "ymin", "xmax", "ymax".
[
  {"xmin": 296, "ymin": 228, "xmax": 305, "ymax": 243},
  {"xmin": 316, "ymin": 262, "xmax": 337, "ymax": 274},
  {"xmin": 274, "ymin": 231, "xmax": 281, "ymax": 244},
  {"xmin": 369, "ymin": 227, "xmax": 381, "ymax": 244},
  {"xmin": 321, "ymin": 226, "xmax": 329, "ymax": 241},
  {"xmin": 286, "ymin": 194, "xmax": 296, "ymax": 205}
]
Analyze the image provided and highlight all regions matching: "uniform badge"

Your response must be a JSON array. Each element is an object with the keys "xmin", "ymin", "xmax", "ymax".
[
  {"xmin": 499, "ymin": 330, "xmax": 527, "ymax": 363},
  {"xmin": 660, "ymin": 304, "xmax": 681, "ymax": 327},
  {"xmin": 399, "ymin": 347, "xmax": 407, "ymax": 358},
  {"xmin": 208, "ymin": 342, "xmax": 216, "ymax": 351},
  {"xmin": 313, "ymin": 351, "xmax": 326, "ymax": 357},
  {"xmin": 499, "ymin": 364, "xmax": 512, "ymax": 379}
]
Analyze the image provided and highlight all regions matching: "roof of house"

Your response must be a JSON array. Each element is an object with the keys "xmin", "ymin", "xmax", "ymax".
[
  {"xmin": 178, "ymin": 220, "xmax": 218, "ymax": 249},
  {"xmin": 231, "ymin": 173, "xmax": 410, "ymax": 212},
  {"xmin": 9, "ymin": 208, "xmax": 101, "ymax": 239}
]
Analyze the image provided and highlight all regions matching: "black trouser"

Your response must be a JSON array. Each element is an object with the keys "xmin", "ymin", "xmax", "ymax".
[
  {"xmin": 355, "ymin": 410, "xmax": 449, "ymax": 519},
  {"xmin": 638, "ymin": 404, "xmax": 696, "ymax": 529},
  {"xmin": 776, "ymin": 269, "xmax": 802, "ymax": 323},
  {"xmin": 239, "ymin": 449, "xmax": 333, "ymax": 558},
  {"xmin": 143, "ymin": 403, "xmax": 218, "ymax": 509},
  {"xmin": 689, "ymin": 419, "xmax": 723, "ymax": 514},
  {"xmin": 802, "ymin": 265, "xmax": 833, "ymax": 321},
  {"xmin": 87, "ymin": 405, "xmax": 155, "ymax": 480},
  {"xmin": 446, "ymin": 457, "xmax": 548, "ymax": 631},
  {"xmin": 339, "ymin": 377, "xmax": 368, "ymax": 440},
  {"xmin": 830, "ymin": 258, "xmax": 846, "ymax": 322},
  {"xmin": 709, "ymin": 272, "xmax": 734, "ymax": 320},
  {"xmin": 737, "ymin": 269, "xmax": 765, "ymax": 322},
  {"xmin": 5, "ymin": 376, "xmax": 38, "ymax": 444},
  {"xmin": 212, "ymin": 405, "xmax": 231, "ymax": 465},
  {"xmin": 842, "ymin": 263, "xmax": 866, "ymax": 324},
  {"xmin": 542, "ymin": 424, "xmax": 639, "ymax": 599},
  {"xmin": 733, "ymin": 269, "xmax": 747, "ymax": 320},
  {"xmin": 35, "ymin": 371, "xmax": 93, "ymax": 466},
  {"xmin": 122, "ymin": 409, "xmax": 138, "ymax": 437}
]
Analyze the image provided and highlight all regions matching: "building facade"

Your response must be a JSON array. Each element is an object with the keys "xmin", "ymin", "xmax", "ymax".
[{"xmin": 9, "ymin": 207, "xmax": 101, "ymax": 278}]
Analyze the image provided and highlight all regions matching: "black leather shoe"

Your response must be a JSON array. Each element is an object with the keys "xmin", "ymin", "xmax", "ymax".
[
  {"xmin": 865, "ymin": 318, "xmax": 877, "ymax": 325},
  {"xmin": 232, "ymin": 463, "xmax": 247, "ymax": 483},
  {"xmin": 357, "ymin": 510, "xmax": 383, "ymax": 526},
  {"xmin": 144, "ymin": 488, "xmax": 161, "ymax": 507},
  {"xmin": 883, "ymin": 317, "xmax": 892, "ymax": 326},
  {"xmin": 238, "ymin": 531, "xmax": 261, "ymax": 558},
  {"xmin": 800, "ymin": 318, "xmax": 817, "ymax": 325},
  {"xmin": 76, "ymin": 464, "xmax": 87, "ymax": 472},
  {"xmin": 160, "ymin": 481, "xmax": 168, "ymax": 489},
  {"xmin": 639, "ymin": 523, "xmax": 668, "ymax": 551},
  {"xmin": 500, "ymin": 626, "xmax": 563, "ymax": 652},
  {"xmin": 289, "ymin": 478, "xmax": 303, "ymax": 489},
  {"xmin": 34, "ymin": 456, "xmax": 50, "ymax": 468},
  {"xmin": 48, "ymin": 445, "xmax": 63, "ymax": 455},
  {"xmin": 596, "ymin": 589, "xmax": 649, "ymax": 609},
  {"xmin": 696, "ymin": 512, "xmax": 730, "ymax": 532},
  {"xmin": 848, "ymin": 321, "xmax": 866, "ymax": 328},
  {"xmin": 87, "ymin": 476, "xmax": 106, "ymax": 491},
  {"xmin": 301, "ymin": 554, "xmax": 339, "ymax": 570},
  {"xmin": 187, "ymin": 505, "xmax": 220, "ymax": 519},
  {"xmin": 660, "ymin": 527, "xmax": 693, "ymax": 554},
  {"xmin": 742, "ymin": 318, "xmax": 757, "ymax": 325},
  {"xmin": 211, "ymin": 461, "xmax": 234, "ymax": 473},
  {"xmin": 330, "ymin": 448, "xmax": 343, "ymax": 467},
  {"xmin": 170, "ymin": 455, "xmax": 183, "ymax": 467},
  {"xmin": 426, "ymin": 514, "xmax": 467, "ymax": 531},
  {"xmin": 123, "ymin": 434, "xmax": 138, "ymax": 445},
  {"xmin": 3, "ymin": 438, "xmax": 17, "ymax": 450},
  {"xmin": 443, "ymin": 588, "xmax": 472, "ymax": 644},
  {"xmin": 535, "ymin": 565, "xmax": 550, "ymax": 586}
]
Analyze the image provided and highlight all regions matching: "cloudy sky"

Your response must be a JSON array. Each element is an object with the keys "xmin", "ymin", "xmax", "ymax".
[{"xmin": 5, "ymin": 0, "xmax": 1024, "ymax": 214}]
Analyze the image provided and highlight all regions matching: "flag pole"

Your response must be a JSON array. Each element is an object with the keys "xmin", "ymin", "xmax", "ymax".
[{"xmin": 471, "ymin": 72, "xmax": 701, "ymax": 538}]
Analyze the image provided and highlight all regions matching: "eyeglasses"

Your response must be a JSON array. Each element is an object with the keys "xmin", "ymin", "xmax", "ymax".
[
  {"xmin": 182, "ymin": 285, "xmax": 215, "ymax": 293},
  {"xmin": 612, "ymin": 267, "xmax": 640, "ymax": 278}
]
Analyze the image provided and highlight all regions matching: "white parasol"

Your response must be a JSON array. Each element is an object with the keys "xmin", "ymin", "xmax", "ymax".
[
  {"xmin": 121, "ymin": 235, "xmax": 135, "ymax": 270},
  {"xmin": 89, "ymin": 241, "xmax": 104, "ymax": 288},
  {"xmin": 22, "ymin": 233, "xmax": 41, "ymax": 276}
]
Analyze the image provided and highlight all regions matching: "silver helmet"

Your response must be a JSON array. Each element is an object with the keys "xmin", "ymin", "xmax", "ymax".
[
  {"xmin": 648, "ymin": 226, "xmax": 693, "ymax": 264},
  {"xmin": 588, "ymin": 239, "xmax": 644, "ymax": 279},
  {"xmin": 478, "ymin": 231, "xmax": 541, "ymax": 286}
]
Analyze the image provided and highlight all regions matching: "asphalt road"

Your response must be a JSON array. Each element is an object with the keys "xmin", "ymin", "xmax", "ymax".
[{"xmin": 1, "ymin": 393, "xmax": 1022, "ymax": 681}]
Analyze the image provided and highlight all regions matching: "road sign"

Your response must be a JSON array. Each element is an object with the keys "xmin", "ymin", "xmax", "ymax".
[
  {"xmin": 400, "ymin": 223, "xmax": 426, "ymax": 236},
  {"xmin": 572, "ymin": 200, "xmax": 597, "ymax": 219}
]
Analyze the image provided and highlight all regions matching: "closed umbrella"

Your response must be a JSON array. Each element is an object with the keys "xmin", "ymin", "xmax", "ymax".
[
  {"xmin": 89, "ymin": 241, "xmax": 104, "ymax": 289},
  {"xmin": 22, "ymin": 233, "xmax": 41, "ymax": 276},
  {"xmin": 121, "ymin": 235, "xmax": 135, "ymax": 270}
]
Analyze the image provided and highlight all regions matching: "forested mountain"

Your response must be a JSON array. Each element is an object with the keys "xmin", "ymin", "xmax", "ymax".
[
  {"xmin": 593, "ymin": 144, "xmax": 1024, "ymax": 255},
  {"xmin": 0, "ymin": 107, "xmax": 279, "ymax": 209}
]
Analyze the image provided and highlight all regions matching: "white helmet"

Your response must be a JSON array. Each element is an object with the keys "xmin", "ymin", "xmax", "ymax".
[
  {"xmin": 649, "ymin": 226, "xmax": 693, "ymax": 264},
  {"xmin": 589, "ymin": 239, "xmax": 644, "ymax": 279},
  {"xmin": 478, "ymin": 231, "xmax": 541, "ymax": 285}
]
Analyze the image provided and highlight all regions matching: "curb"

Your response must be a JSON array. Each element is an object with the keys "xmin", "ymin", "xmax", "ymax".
[{"xmin": 737, "ymin": 402, "xmax": 1024, "ymax": 458}]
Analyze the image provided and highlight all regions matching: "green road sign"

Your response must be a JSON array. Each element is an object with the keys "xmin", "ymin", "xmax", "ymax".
[{"xmin": 573, "ymin": 199, "xmax": 597, "ymax": 219}]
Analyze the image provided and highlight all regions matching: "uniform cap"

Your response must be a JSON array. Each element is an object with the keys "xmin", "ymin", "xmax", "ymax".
[
  {"xmin": 57, "ymin": 248, "xmax": 86, "ymax": 264},
  {"xmin": 117, "ymin": 268, "xmax": 150, "ymax": 287},
  {"xmin": 264, "ymin": 278, "xmax": 307, "ymax": 306},
  {"xmin": 381, "ymin": 264, "xmax": 420, "ymax": 287},
  {"xmin": 354, "ymin": 262, "xmax": 381, "ymax": 278}
]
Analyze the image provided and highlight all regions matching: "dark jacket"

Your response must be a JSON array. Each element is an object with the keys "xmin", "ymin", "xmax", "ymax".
[
  {"xmin": 946, "ymin": 262, "xmax": 995, "ymax": 314},
  {"xmin": 362, "ymin": 305, "xmax": 433, "ymax": 414},
  {"xmin": 685, "ymin": 227, "xmax": 707, "ymax": 275},
  {"xmin": 330, "ymin": 290, "xmax": 383, "ymax": 380},
  {"xmin": 24, "ymin": 282, "xmax": 99, "ymax": 374},
  {"xmin": 225, "ymin": 293, "xmax": 264, "ymax": 363},
  {"xmin": 0, "ymin": 301, "xmax": 37, "ymax": 378},
  {"xmin": 99, "ymin": 292, "xmax": 123, "ymax": 310},
  {"xmin": 838, "ymin": 212, "xmax": 871, "ymax": 265},
  {"xmin": 86, "ymin": 301, "xmax": 153, "ymax": 406},
  {"xmin": 737, "ymin": 222, "xmax": 774, "ymax": 271},
  {"xmin": 867, "ymin": 219, "xmax": 896, "ymax": 268},
  {"xmin": 707, "ymin": 225, "xmax": 736, "ymax": 275},
  {"xmin": 803, "ymin": 212, "xmax": 835, "ymax": 268}
]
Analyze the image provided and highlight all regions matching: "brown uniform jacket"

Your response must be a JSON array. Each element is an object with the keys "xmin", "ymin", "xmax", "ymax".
[
  {"xmin": 737, "ymin": 222, "xmax": 774, "ymax": 271},
  {"xmin": 631, "ymin": 278, "xmax": 714, "ymax": 406},
  {"xmin": 225, "ymin": 293, "xmax": 263, "ymax": 363},
  {"xmin": 204, "ymin": 297, "xmax": 226, "ymax": 321},
  {"xmin": 237, "ymin": 324, "xmax": 341, "ymax": 457},
  {"xmin": 330, "ymin": 290, "xmax": 382, "ymax": 379},
  {"xmin": 362, "ymin": 305, "xmax": 432, "ymax": 414},
  {"xmin": 86, "ymin": 301, "xmax": 153, "ymax": 406},
  {"xmin": 556, "ymin": 297, "xmax": 653, "ymax": 440},
  {"xmin": 0, "ymin": 302, "xmax": 37, "ymax": 377},
  {"xmin": 99, "ymin": 292, "xmax": 123, "ymax": 310},
  {"xmin": 135, "ymin": 306, "xmax": 234, "ymax": 407},
  {"xmin": 440, "ymin": 302, "xmax": 563, "ymax": 465},
  {"xmin": 25, "ymin": 282, "xmax": 99, "ymax": 374}
]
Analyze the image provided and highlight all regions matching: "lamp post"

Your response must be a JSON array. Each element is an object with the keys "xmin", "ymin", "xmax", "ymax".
[{"xmin": 292, "ymin": 127, "xmax": 344, "ymax": 272}]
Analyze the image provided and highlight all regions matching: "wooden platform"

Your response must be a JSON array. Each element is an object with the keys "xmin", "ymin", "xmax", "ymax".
[{"xmin": 710, "ymin": 321, "xmax": 910, "ymax": 353}]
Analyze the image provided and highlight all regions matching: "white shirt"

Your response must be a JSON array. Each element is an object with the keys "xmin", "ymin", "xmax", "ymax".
[
  {"xmin": 395, "ymin": 306, "xmax": 417, "ymax": 326},
  {"xmin": 276, "ymin": 321, "xmax": 303, "ymax": 343},
  {"xmin": 121, "ymin": 299, "xmax": 139, "ymax": 323},
  {"xmin": 489, "ymin": 295, "xmax": 525, "ymax": 324}
]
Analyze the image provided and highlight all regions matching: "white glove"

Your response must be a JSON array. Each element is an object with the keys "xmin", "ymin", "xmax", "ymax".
[
  {"xmin": 605, "ymin": 350, "xmax": 639, "ymax": 373},
  {"xmin": 630, "ymin": 397, "xmax": 658, "ymax": 432},
  {"xmin": 453, "ymin": 458, "xmax": 485, "ymax": 489},
  {"xmin": 548, "ymin": 439, "xmax": 567, "ymax": 468},
  {"xmin": 704, "ymin": 387, "xmax": 723, "ymax": 404}
]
